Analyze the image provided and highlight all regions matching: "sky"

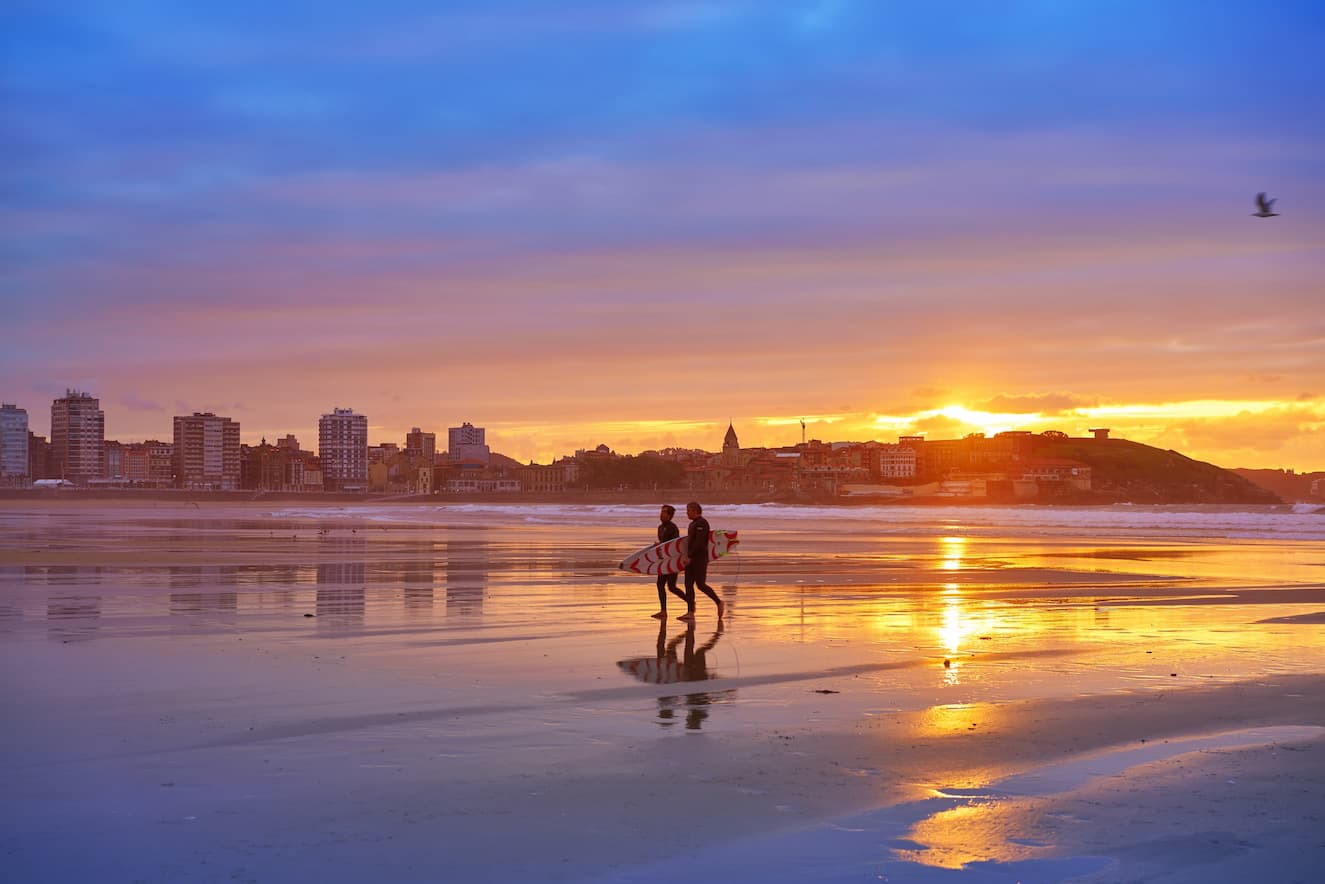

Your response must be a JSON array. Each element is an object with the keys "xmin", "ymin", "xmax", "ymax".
[{"xmin": 3, "ymin": 1, "xmax": 1323, "ymax": 471}]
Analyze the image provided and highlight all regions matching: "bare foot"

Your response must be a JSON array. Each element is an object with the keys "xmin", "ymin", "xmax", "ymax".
[
  {"xmin": 677, "ymin": 613, "xmax": 696, "ymax": 622},
  {"xmin": 651, "ymin": 611, "xmax": 666, "ymax": 619},
  {"xmin": 716, "ymin": 600, "xmax": 725, "ymax": 619}
]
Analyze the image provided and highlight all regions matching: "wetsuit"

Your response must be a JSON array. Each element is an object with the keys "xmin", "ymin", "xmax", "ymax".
[
  {"xmin": 657, "ymin": 520, "xmax": 685, "ymax": 610},
  {"xmin": 683, "ymin": 515, "xmax": 722, "ymax": 613}
]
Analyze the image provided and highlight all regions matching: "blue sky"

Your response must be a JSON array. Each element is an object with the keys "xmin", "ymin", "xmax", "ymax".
[{"xmin": 3, "ymin": 1, "xmax": 1323, "ymax": 468}]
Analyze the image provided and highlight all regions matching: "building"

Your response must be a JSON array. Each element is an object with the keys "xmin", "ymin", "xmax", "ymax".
[
  {"xmin": 405, "ymin": 427, "xmax": 436, "ymax": 464},
  {"xmin": 721, "ymin": 422, "xmax": 740, "ymax": 466},
  {"xmin": 146, "ymin": 440, "xmax": 174, "ymax": 485},
  {"xmin": 0, "ymin": 403, "xmax": 29, "ymax": 485},
  {"xmin": 239, "ymin": 439, "xmax": 319, "ymax": 492},
  {"xmin": 448, "ymin": 422, "xmax": 490, "ymax": 465},
  {"xmin": 516, "ymin": 463, "xmax": 568, "ymax": 493},
  {"xmin": 319, "ymin": 408, "xmax": 368, "ymax": 491},
  {"xmin": 27, "ymin": 432, "xmax": 52, "ymax": 480},
  {"xmin": 121, "ymin": 440, "xmax": 174, "ymax": 486},
  {"xmin": 50, "ymin": 390, "xmax": 105, "ymax": 485},
  {"xmin": 103, "ymin": 440, "xmax": 123, "ymax": 481},
  {"xmin": 173, "ymin": 413, "xmax": 240, "ymax": 490},
  {"xmin": 878, "ymin": 443, "xmax": 917, "ymax": 478}
]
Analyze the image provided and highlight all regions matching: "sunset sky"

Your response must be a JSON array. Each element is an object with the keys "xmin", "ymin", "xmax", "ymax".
[{"xmin": 4, "ymin": 1, "xmax": 1322, "ymax": 470}]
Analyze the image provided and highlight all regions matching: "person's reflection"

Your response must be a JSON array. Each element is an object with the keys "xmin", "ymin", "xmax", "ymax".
[{"xmin": 618, "ymin": 620, "xmax": 730, "ymax": 730}]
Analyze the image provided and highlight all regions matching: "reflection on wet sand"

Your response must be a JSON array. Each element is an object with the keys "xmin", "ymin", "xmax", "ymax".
[
  {"xmin": 444, "ymin": 539, "xmax": 488, "ymax": 617},
  {"xmin": 47, "ymin": 595, "xmax": 101, "ymax": 643},
  {"xmin": 396, "ymin": 549, "xmax": 437, "ymax": 612},
  {"xmin": 315, "ymin": 536, "xmax": 366, "ymax": 625},
  {"xmin": 619, "ymin": 621, "xmax": 736, "ymax": 729}
]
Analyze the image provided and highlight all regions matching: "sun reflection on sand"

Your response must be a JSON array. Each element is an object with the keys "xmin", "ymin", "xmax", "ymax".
[
  {"xmin": 939, "ymin": 583, "xmax": 965, "ymax": 684},
  {"xmin": 939, "ymin": 535, "xmax": 966, "ymax": 571},
  {"xmin": 919, "ymin": 701, "xmax": 1004, "ymax": 738},
  {"xmin": 895, "ymin": 800, "xmax": 1046, "ymax": 870}
]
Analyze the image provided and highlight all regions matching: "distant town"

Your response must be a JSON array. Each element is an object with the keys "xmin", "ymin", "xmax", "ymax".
[{"xmin": 1, "ymin": 390, "xmax": 1319, "ymax": 503}]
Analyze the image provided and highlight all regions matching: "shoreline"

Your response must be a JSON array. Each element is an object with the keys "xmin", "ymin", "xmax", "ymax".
[{"xmin": 2, "ymin": 488, "xmax": 1317, "ymax": 509}]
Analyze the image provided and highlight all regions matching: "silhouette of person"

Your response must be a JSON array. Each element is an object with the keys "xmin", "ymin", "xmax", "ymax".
[
  {"xmin": 652, "ymin": 504, "xmax": 687, "ymax": 619},
  {"xmin": 679, "ymin": 501, "xmax": 723, "ymax": 621}
]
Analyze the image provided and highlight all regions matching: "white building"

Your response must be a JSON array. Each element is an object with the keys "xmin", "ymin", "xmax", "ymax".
[
  {"xmin": 319, "ymin": 408, "xmax": 368, "ymax": 490},
  {"xmin": 448, "ymin": 422, "xmax": 490, "ymax": 465},
  {"xmin": 0, "ymin": 403, "xmax": 29, "ymax": 483},
  {"xmin": 879, "ymin": 443, "xmax": 917, "ymax": 479}
]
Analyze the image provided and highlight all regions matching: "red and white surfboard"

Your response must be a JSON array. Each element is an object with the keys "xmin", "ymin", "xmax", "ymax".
[{"xmin": 618, "ymin": 529, "xmax": 739, "ymax": 575}]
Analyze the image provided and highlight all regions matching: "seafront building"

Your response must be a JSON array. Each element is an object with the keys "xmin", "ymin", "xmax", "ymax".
[
  {"xmin": 405, "ymin": 427, "xmax": 436, "ymax": 463},
  {"xmin": 121, "ymin": 440, "xmax": 174, "ymax": 486},
  {"xmin": 319, "ymin": 408, "xmax": 368, "ymax": 491},
  {"xmin": 239, "ymin": 436, "xmax": 322, "ymax": 492},
  {"xmin": 50, "ymin": 390, "xmax": 105, "ymax": 485},
  {"xmin": 173, "ymin": 412, "xmax": 240, "ymax": 490},
  {"xmin": 448, "ymin": 422, "xmax": 490, "ymax": 465},
  {"xmin": 0, "ymin": 403, "xmax": 30, "ymax": 485}
]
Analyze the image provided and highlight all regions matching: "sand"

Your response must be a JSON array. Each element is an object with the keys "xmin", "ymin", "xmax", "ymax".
[{"xmin": 1, "ymin": 500, "xmax": 1322, "ymax": 882}]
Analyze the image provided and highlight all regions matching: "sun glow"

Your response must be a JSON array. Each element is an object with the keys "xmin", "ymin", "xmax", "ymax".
[
  {"xmin": 873, "ymin": 404, "xmax": 1041, "ymax": 439},
  {"xmin": 361, "ymin": 394, "xmax": 1324, "ymax": 469}
]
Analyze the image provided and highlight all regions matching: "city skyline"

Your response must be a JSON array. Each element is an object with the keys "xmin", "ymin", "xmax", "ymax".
[
  {"xmin": 3, "ymin": 3, "xmax": 1322, "ymax": 471},
  {"xmin": 4, "ymin": 386, "xmax": 1322, "ymax": 479}
]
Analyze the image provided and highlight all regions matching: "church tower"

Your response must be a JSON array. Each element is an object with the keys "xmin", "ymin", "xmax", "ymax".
[{"xmin": 722, "ymin": 421, "xmax": 740, "ymax": 466}]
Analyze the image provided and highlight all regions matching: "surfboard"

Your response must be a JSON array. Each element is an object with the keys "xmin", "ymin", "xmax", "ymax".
[
  {"xmin": 616, "ymin": 657, "xmax": 685, "ymax": 684},
  {"xmin": 618, "ymin": 529, "xmax": 739, "ymax": 575}
]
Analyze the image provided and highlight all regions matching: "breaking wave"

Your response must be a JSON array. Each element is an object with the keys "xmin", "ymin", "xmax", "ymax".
[{"xmin": 265, "ymin": 502, "xmax": 1324, "ymax": 542}]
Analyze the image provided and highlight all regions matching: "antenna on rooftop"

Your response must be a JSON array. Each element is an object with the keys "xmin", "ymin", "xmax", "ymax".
[{"xmin": 800, "ymin": 418, "xmax": 806, "ymax": 445}]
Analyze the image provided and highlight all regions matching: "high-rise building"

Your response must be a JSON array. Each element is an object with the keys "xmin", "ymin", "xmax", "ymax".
[
  {"xmin": 50, "ymin": 390, "xmax": 105, "ymax": 485},
  {"xmin": 173, "ymin": 412, "xmax": 240, "ymax": 490},
  {"xmin": 0, "ymin": 403, "xmax": 29, "ymax": 484},
  {"xmin": 448, "ymin": 422, "xmax": 490, "ymax": 464},
  {"xmin": 405, "ymin": 427, "xmax": 436, "ymax": 463},
  {"xmin": 319, "ymin": 408, "xmax": 368, "ymax": 491}
]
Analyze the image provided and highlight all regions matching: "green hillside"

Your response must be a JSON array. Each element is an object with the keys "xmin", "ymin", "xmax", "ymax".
[{"xmin": 1034, "ymin": 438, "xmax": 1281, "ymax": 504}]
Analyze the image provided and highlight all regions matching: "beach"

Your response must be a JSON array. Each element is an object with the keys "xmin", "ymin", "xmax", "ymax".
[{"xmin": 2, "ymin": 500, "xmax": 1322, "ymax": 882}]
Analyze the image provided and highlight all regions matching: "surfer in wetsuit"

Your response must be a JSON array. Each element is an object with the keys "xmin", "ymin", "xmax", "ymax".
[
  {"xmin": 653, "ymin": 505, "xmax": 687, "ymax": 619},
  {"xmin": 679, "ymin": 501, "xmax": 724, "ymax": 621}
]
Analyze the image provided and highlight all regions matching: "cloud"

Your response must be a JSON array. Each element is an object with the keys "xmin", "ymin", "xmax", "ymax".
[
  {"xmin": 119, "ymin": 392, "xmax": 162, "ymax": 412},
  {"xmin": 909, "ymin": 414, "xmax": 969, "ymax": 436},
  {"xmin": 974, "ymin": 392, "xmax": 1100, "ymax": 415},
  {"xmin": 1174, "ymin": 406, "xmax": 1325, "ymax": 454}
]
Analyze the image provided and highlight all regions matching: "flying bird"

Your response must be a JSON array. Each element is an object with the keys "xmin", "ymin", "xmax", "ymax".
[{"xmin": 1253, "ymin": 193, "xmax": 1279, "ymax": 217}]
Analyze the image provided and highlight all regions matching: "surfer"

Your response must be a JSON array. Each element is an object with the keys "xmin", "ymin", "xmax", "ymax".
[
  {"xmin": 653, "ymin": 505, "xmax": 687, "ymax": 619},
  {"xmin": 679, "ymin": 501, "xmax": 724, "ymax": 621}
]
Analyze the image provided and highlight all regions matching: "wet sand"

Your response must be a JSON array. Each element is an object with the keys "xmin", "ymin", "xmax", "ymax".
[{"xmin": 1, "ymin": 500, "xmax": 1322, "ymax": 882}]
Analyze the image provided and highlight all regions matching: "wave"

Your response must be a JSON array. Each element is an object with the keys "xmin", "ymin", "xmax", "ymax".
[{"xmin": 264, "ymin": 502, "xmax": 1325, "ymax": 541}]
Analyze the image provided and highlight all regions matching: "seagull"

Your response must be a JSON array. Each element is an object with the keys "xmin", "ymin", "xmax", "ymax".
[{"xmin": 1253, "ymin": 192, "xmax": 1279, "ymax": 217}]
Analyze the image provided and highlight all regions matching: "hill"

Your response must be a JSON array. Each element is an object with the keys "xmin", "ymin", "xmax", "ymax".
[
  {"xmin": 487, "ymin": 451, "xmax": 525, "ymax": 471},
  {"xmin": 1033, "ymin": 438, "xmax": 1281, "ymax": 504},
  {"xmin": 1231, "ymin": 469, "xmax": 1325, "ymax": 503}
]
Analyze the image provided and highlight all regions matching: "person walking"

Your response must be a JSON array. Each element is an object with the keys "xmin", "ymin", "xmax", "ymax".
[
  {"xmin": 679, "ymin": 501, "xmax": 724, "ymax": 621},
  {"xmin": 653, "ymin": 505, "xmax": 687, "ymax": 619}
]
